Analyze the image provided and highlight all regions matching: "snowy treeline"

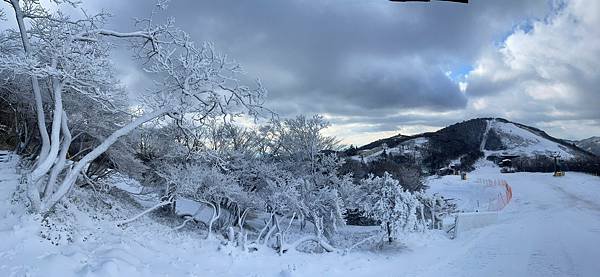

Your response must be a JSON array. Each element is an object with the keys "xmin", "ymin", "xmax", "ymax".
[
  {"xmin": 0, "ymin": 0, "xmax": 453, "ymax": 253},
  {"xmin": 130, "ymin": 116, "xmax": 453, "ymax": 252}
]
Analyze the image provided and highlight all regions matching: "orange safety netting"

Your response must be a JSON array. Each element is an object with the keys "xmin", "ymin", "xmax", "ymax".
[{"xmin": 476, "ymin": 179, "xmax": 513, "ymax": 211}]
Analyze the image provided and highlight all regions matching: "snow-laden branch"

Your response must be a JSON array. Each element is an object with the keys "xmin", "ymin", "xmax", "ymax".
[
  {"xmin": 283, "ymin": 235, "xmax": 337, "ymax": 253},
  {"xmin": 198, "ymin": 199, "xmax": 221, "ymax": 239},
  {"xmin": 73, "ymin": 29, "xmax": 158, "ymax": 42},
  {"xmin": 117, "ymin": 197, "xmax": 174, "ymax": 226}
]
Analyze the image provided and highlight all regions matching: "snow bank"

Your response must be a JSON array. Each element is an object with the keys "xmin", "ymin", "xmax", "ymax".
[
  {"xmin": 428, "ymin": 172, "xmax": 512, "ymax": 238},
  {"xmin": 427, "ymin": 175, "xmax": 509, "ymax": 212},
  {"xmin": 453, "ymin": 211, "xmax": 498, "ymax": 238}
]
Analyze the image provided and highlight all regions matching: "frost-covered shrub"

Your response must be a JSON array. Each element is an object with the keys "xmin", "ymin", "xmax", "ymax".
[
  {"xmin": 356, "ymin": 172, "xmax": 423, "ymax": 243},
  {"xmin": 414, "ymin": 192, "xmax": 456, "ymax": 230}
]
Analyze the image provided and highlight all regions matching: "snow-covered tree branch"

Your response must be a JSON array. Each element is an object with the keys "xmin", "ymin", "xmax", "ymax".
[{"xmin": 0, "ymin": 0, "xmax": 266, "ymax": 213}]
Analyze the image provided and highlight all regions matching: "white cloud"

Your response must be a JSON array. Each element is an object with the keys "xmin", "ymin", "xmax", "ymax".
[{"xmin": 464, "ymin": 0, "xmax": 600, "ymax": 140}]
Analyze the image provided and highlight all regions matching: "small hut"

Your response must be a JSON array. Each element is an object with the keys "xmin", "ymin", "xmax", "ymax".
[{"xmin": 499, "ymin": 154, "xmax": 519, "ymax": 173}]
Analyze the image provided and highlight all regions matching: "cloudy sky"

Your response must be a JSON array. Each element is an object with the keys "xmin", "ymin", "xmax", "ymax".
[{"xmin": 5, "ymin": 0, "xmax": 600, "ymax": 146}]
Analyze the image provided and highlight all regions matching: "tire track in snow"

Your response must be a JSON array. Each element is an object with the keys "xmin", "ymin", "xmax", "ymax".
[{"xmin": 550, "ymin": 184, "xmax": 600, "ymax": 213}]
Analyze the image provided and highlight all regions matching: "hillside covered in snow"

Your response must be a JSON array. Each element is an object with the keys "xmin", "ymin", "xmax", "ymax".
[
  {"xmin": 346, "ymin": 118, "xmax": 598, "ymax": 175},
  {"xmin": 575, "ymin": 136, "xmax": 600, "ymax": 156}
]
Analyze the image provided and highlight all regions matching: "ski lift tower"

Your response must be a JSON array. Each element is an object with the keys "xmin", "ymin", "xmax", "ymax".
[{"xmin": 551, "ymin": 152, "xmax": 565, "ymax": 177}]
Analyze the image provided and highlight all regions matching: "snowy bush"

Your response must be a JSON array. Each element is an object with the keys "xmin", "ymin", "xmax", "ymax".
[
  {"xmin": 416, "ymin": 192, "xmax": 457, "ymax": 230},
  {"xmin": 356, "ymin": 172, "xmax": 424, "ymax": 243}
]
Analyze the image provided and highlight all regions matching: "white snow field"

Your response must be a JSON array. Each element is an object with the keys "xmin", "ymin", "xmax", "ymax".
[
  {"xmin": 2, "ymin": 151, "xmax": 600, "ymax": 277},
  {"xmin": 486, "ymin": 120, "xmax": 575, "ymax": 158}
]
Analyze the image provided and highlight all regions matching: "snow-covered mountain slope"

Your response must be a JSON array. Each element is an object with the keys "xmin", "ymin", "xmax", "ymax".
[
  {"xmin": 575, "ymin": 136, "xmax": 600, "ymax": 156},
  {"xmin": 350, "ymin": 136, "xmax": 428, "ymax": 163},
  {"xmin": 349, "ymin": 118, "xmax": 596, "ymax": 168},
  {"xmin": 483, "ymin": 119, "xmax": 578, "ymax": 158}
]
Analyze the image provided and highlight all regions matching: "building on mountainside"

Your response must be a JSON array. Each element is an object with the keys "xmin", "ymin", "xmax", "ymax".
[
  {"xmin": 356, "ymin": 143, "xmax": 388, "ymax": 161},
  {"xmin": 499, "ymin": 154, "xmax": 519, "ymax": 173},
  {"xmin": 438, "ymin": 164, "xmax": 460, "ymax": 176}
]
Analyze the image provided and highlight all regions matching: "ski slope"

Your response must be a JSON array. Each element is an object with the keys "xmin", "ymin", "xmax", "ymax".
[
  {"xmin": 1, "ymin": 152, "xmax": 600, "ymax": 276},
  {"xmin": 487, "ymin": 120, "xmax": 575, "ymax": 158}
]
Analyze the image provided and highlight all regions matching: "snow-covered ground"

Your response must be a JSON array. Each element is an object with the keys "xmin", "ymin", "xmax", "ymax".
[
  {"xmin": 2, "ymin": 151, "xmax": 600, "ymax": 276},
  {"xmin": 425, "ymin": 163, "xmax": 600, "ymax": 276}
]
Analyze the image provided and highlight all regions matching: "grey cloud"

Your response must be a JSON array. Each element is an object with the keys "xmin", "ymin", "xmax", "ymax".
[
  {"xmin": 463, "ymin": 0, "xmax": 600, "ymax": 140},
  {"xmin": 88, "ymin": 0, "xmax": 547, "ymax": 107},
  {"xmin": 82, "ymin": 0, "xmax": 600, "ymax": 143}
]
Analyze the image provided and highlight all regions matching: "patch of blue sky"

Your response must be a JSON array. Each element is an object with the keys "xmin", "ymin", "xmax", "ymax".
[
  {"xmin": 494, "ymin": 0, "xmax": 567, "ymax": 48},
  {"xmin": 445, "ymin": 64, "xmax": 473, "ymax": 83}
]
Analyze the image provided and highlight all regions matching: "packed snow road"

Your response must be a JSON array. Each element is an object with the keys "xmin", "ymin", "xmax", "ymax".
[
  {"xmin": 1, "ymin": 153, "xmax": 600, "ymax": 276},
  {"xmin": 417, "ymin": 167, "xmax": 600, "ymax": 277}
]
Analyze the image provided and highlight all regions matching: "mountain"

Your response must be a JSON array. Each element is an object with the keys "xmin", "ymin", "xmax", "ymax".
[
  {"xmin": 345, "ymin": 118, "xmax": 598, "ymax": 175},
  {"xmin": 575, "ymin": 137, "xmax": 600, "ymax": 156}
]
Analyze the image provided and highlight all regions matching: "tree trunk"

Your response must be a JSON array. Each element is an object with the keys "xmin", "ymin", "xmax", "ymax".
[
  {"xmin": 9, "ymin": 0, "xmax": 51, "ymax": 164},
  {"xmin": 26, "ymin": 80, "xmax": 64, "ymax": 211},
  {"xmin": 419, "ymin": 205, "xmax": 425, "ymax": 232},
  {"xmin": 30, "ymin": 74, "xmax": 63, "ymax": 184},
  {"xmin": 40, "ymin": 109, "xmax": 166, "ymax": 213},
  {"xmin": 201, "ymin": 200, "xmax": 221, "ymax": 239},
  {"xmin": 386, "ymin": 222, "xmax": 393, "ymax": 243},
  {"xmin": 263, "ymin": 214, "xmax": 278, "ymax": 246},
  {"xmin": 44, "ymin": 111, "xmax": 71, "ymax": 198},
  {"xmin": 255, "ymin": 212, "xmax": 275, "ymax": 245},
  {"xmin": 430, "ymin": 199, "xmax": 436, "ymax": 229}
]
